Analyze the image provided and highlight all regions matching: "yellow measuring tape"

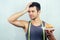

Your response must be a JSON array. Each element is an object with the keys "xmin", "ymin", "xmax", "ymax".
[{"xmin": 28, "ymin": 20, "xmax": 46, "ymax": 40}]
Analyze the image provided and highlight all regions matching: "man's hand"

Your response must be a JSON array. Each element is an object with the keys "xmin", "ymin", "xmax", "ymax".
[
  {"xmin": 45, "ymin": 29, "xmax": 54, "ymax": 36},
  {"xmin": 45, "ymin": 28, "xmax": 56, "ymax": 40},
  {"xmin": 25, "ymin": 2, "xmax": 32, "ymax": 12}
]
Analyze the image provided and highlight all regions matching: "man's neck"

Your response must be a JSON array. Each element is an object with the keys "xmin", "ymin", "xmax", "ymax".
[{"xmin": 31, "ymin": 16, "xmax": 42, "ymax": 26}]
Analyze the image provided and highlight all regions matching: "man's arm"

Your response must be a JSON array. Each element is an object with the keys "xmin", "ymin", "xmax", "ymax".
[
  {"xmin": 8, "ymin": 2, "xmax": 32, "ymax": 29},
  {"xmin": 8, "ymin": 9, "xmax": 28, "ymax": 28},
  {"xmin": 47, "ymin": 33, "xmax": 56, "ymax": 40}
]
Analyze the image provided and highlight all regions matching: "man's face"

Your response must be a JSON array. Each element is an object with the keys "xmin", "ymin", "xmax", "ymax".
[{"xmin": 28, "ymin": 6, "xmax": 40, "ymax": 20}]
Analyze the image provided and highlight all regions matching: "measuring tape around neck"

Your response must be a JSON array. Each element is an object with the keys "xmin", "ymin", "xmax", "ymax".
[
  {"xmin": 28, "ymin": 21, "xmax": 31, "ymax": 40},
  {"xmin": 28, "ymin": 21, "xmax": 46, "ymax": 40},
  {"xmin": 42, "ymin": 23, "xmax": 46, "ymax": 40}
]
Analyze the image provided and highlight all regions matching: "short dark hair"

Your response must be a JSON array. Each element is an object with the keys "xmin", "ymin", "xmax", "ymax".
[{"xmin": 29, "ymin": 2, "xmax": 41, "ymax": 11}]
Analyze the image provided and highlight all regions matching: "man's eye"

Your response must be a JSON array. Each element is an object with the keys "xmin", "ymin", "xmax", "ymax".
[
  {"xmin": 32, "ymin": 11, "xmax": 34, "ymax": 12},
  {"xmin": 28, "ymin": 11, "xmax": 30, "ymax": 13}
]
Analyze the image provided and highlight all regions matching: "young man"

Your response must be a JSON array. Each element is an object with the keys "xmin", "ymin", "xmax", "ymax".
[{"xmin": 8, "ymin": 2, "xmax": 56, "ymax": 40}]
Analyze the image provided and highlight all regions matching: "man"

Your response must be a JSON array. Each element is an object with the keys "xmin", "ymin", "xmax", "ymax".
[{"xmin": 8, "ymin": 2, "xmax": 56, "ymax": 40}]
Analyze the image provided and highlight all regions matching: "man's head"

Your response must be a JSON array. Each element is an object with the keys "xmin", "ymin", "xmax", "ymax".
[{"xmin": 28, "ymin": 2, "xmax": 41, "ymax": 20}]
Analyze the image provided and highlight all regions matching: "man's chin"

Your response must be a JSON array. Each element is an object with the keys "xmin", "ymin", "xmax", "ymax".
[{"xmin": 30, "ymin": 18, "xmax": 36, "ymax": 20}]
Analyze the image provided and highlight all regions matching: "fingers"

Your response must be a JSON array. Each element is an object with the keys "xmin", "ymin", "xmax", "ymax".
[
  {"xmin": 50, "ymin": 29, "xmax": 54, "ymax": 33},
  {"xmin": 45, "ymin": 30, "xmax": 53, "ymax": 36},
  {"xmin": 27, "ymin": 2, "xmax": 32, "ymax": 7},
  {"xmin": 25, "ymin": 2, "xmax": 32, "ymax": 12}
]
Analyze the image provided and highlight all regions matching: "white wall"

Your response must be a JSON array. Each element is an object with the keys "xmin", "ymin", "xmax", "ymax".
[{"xmin": 0, "ymin": 0, "xmax": 60, "ymax": 40}]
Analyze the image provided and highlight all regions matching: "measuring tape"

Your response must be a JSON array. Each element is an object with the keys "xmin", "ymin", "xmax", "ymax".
[{"xmin": 28, "ymin": 20, "xmax": 46, "ymax": 40}]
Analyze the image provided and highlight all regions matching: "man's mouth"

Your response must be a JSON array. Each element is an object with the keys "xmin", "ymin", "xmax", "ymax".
[{"xmin": 30, "ymin": 15, "xmax": 33, "ymax": 18}]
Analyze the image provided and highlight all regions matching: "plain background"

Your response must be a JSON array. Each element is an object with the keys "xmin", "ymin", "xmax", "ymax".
[{"xmin": 0, "ymin": 0, "xmax": 60, "ymax": 40}]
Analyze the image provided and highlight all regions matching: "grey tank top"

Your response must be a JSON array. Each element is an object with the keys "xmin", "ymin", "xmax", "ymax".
[{"xmin": 26, "ymin": 21, "xmax": 47, "ymax": 40}]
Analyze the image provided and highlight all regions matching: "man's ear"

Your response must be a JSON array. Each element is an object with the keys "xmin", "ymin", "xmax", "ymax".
[{"xmin": 37, "ymin": 10, "xmax": 41, "ymax": 15}]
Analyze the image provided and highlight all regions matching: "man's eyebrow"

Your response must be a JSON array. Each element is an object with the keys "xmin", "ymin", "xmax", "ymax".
[{"xmin": 28, "ymin": 11, "xmax": 30, "ymax": 12}]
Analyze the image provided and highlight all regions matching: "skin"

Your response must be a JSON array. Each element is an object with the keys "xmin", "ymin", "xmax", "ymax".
[{"xmin": 8, "ymin": 2, "xmax": 56, "ymax": 40}]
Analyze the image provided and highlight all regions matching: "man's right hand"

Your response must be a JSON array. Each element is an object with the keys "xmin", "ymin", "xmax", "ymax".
[{"xmin": 25, "ymin": 2, "xmax": 32, "ymax": 12}]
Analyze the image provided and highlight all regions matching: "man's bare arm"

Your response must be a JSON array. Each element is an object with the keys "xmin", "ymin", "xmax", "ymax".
[
  {"xmin": 8, "ymin": 9, "xmax": 28, "ymax": 28},
  {"xmin": 8, "ymin": 2, "xmax": 32, "ymax": 29}
]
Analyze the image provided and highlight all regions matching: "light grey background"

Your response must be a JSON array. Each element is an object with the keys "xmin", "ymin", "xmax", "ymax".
[{"xmin": 0, "ymin": 0, "xmax": 60, "ymax": 40}]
